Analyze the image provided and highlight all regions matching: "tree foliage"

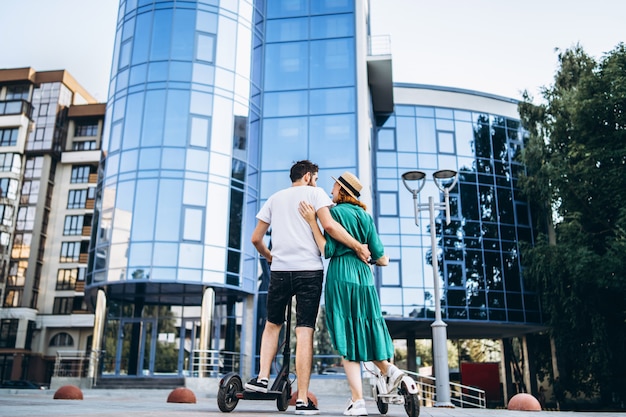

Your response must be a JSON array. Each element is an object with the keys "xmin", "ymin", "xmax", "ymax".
[{"xmin": 518, "ymin": 43, "xmax": 626, "ymax": 407}]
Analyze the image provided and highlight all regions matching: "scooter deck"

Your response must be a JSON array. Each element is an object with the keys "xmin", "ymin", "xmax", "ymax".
[{"xmin": 238, "ymin": 389, "xmax": 284, "ymax": 400}]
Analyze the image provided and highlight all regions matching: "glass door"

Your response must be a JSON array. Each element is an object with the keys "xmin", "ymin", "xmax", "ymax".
[{"xmin": 115, "ymin": 318, "xmax": 157, "ymax": 376}]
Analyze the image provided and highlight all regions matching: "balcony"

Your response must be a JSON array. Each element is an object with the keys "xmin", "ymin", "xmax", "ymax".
[
  {"xmin": 367, "ymin": 35, "xmax": 394, "ymax": 126},
  {"xmin": 0, "ymin": 100, "xmax": 33, "ymax": 119}
]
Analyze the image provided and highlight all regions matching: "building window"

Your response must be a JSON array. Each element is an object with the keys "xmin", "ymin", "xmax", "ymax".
[
  {"xmin": 34, "ymin": 127, "xmax": 45, "ymax": 142},
  {"xmin": 381, "ymin": 259, "xmax": 401, "ymax": 286},
  {"xmin": 0, "ymin": 204, "xmax": 14, "ymax": 227},
  {"xmin": 0, "ymin": 153, "xmax": 21, "ymax": 173},
  {"xmin": 437, "ymin": 130, "xmax": 456, "ymax": 154},
  {"xmin": 11, "ymin": 234, "xmax": 31, "ymax": 258},
  {"xmin": 52, "ymin": 298, "xmax": 74, "ymax": 315},
  {"xmin": 3, "ymin": 289, "xmax": 22, "ymax": 308},
  {"xmin": 0, "ymin": 128, "xmax": 18, "ymax": 147},
  {"xmin": 0, "ymin": 319, "xmax": 19, "ymax": 348},
  {"xmin": 49, "ymin": 332, "xmax": 74, "ymax": 346},
  {"xmin": 70, "ymin": 166, "xmax": 91, "ymax": 183},
  {"xmin": 20, "ymin": 180, "xmax": 40, "ymax": 204},
  {"xmin": 24, "ymin": 157, "xmax": 43, "ymax": 179},
  {"xmin": 378, "ymin": 192, "xmax": 398, "ymax": 217},
  {"xmin": 0, "ymin": 178, "xmax": 18, "ymax": 200},
  {"xmin": 60, "ymin": 242, "xmax": 80, "ymax": 263},
  {"xmin": 377, "ymin": 128, "xmax": 396, "ymax": 151},
  {"xmin": 16, "ymin": 206, "xmax": 36, "ymax": 231},
  {"xmin": 75, "ymin": 121, "xmax": 98, "ymax": 137},
  {"xmin": 72, "ymin": 140, "xmax": 97, "ymax": 150},
  {"xmin": 63, "ymin": 215, "xmax": 84, "ymax": 235},
  {"xmin": 6, "ymin": 85, "xmax": 29, "ymax": 100},
  {"xmin": 0, "ymin": 231, "xmax": 10, "ymax": 249},
  {"xmin": 67, "ymin": 189, "xmax": 87, "ymax": 209},
  {"xmin": 38, "ymin": 103, "xmax": 49, "ymax": 116},
  {"xmin": 57, "ymin": 268, "xmax": 86, "ymax": 291}
]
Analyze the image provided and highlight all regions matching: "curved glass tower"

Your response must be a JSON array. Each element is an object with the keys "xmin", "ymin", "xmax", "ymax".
[{"xmin": 86, "ymin": 0, "xmax": 261, "ymax": 378}]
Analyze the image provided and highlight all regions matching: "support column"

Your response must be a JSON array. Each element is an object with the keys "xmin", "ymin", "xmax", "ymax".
[
  {"xmin": 500, "ymin": 339, "xmax": 512, "ymax": 406},
  {"xmin": 88, "ymin": 289, "xmax": 107, "ymax": 385},
  {"xmin": 521, "ymin": 335, "xmax": 532, "ymax": 393},
  {"xmin": 241, "ymin": 293, "xmax": 256, "ymax": 381},
  {"xmin": 550, "ymin": 336, "xmax": 559, "ymax": 379},
  {"xmin": 406, "ymin": 332, "xmax": 417, "ymax": 373},
  {"xmin": 199, "ymin": 287, "xmax": 215, "ymax": 377}
]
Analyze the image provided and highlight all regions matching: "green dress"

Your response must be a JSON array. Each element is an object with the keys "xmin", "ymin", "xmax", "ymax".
[{"xmin": 324, "ymin": 203, "xmax": 394, "ymax": 362}]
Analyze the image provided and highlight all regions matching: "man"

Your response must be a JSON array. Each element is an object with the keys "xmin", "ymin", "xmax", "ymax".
[{"xmin": 247, "ymin": 160, "xmax": 370, "ymax": 415}]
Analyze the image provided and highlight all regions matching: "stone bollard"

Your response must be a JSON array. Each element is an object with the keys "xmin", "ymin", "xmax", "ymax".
[
  {"xmin": 53, "ymin": 384, "xmax": 83, "ymax": 400},
  {"xmin": 289, "ymin": 391, "xmax": 318, "ymax": 407},
  {"xmin": 167, "ymin": 387, "xmax": 197, "ymax": 404},
  {"xmin": 507, "ymin": 393, "xmax": 542, "ymax": 411}
]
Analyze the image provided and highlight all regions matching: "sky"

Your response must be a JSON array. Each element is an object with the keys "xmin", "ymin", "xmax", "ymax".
[{"xmin": 1, "ymin": 0, "xmax": 624, "ymax": 103}]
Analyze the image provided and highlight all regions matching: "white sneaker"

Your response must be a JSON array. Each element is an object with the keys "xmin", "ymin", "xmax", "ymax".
[
  {"xmin": 386, "ymin": 365, "xmax": 406, "ymax": 394},
  {"xmin": 343, "ymin": 399, "xmax": 368, "ymax": 416}
]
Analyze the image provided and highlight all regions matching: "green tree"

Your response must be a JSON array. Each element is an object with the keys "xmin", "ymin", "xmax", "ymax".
[{"xmin": 518, "ymin": 43, "xmax": 626, "ymax": 407}]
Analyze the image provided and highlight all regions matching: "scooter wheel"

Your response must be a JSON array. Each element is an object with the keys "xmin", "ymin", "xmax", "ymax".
[
  {"xmin": 276, "ymin": 381, "xmax": 291, "ymax": 411},
  {"xmin": 217, "ymin": 373, "xmax": 242, "ymax": 412},
  {"xmin": 374, "ymin": 386, "xmax": 388, "ymax": 415},
  {"xmin": 400, "ymin": 381, "xmax": 420, "ymax": 417}
]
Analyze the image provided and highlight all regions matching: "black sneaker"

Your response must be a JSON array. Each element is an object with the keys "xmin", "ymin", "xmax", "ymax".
[
  {"xmin": 295, "ymin": 399, "xmax": 320, "ymax": 415},
  {"xmin": 244, "ymin": 377, "xmax": 268, "ymax": 393}
]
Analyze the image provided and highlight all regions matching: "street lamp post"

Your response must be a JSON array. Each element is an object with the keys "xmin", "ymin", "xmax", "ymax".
[{"xmin": 402, "ymin": 169, "xmax": 458, "ymax": 408}]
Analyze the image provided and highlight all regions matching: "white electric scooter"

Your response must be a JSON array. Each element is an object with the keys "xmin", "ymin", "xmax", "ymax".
[{"xmin": 365, "ymin": 363, "xmax": 420, "ymax": 417}]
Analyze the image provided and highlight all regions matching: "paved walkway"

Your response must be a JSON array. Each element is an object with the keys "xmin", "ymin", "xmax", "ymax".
[{"xmin": 1, "ymin": 389, "xmax": 625, "ymax": 417}]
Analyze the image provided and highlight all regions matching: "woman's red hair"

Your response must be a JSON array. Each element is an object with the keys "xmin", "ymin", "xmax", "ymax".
[{"xmin": 336, "ymin": 188, "xmax": 367, "ymax": 210}]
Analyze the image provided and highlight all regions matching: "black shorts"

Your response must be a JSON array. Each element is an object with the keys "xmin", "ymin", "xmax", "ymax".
[{"xmin": 266, "ymin": 270, "xmax": 323, "ymax": 329}]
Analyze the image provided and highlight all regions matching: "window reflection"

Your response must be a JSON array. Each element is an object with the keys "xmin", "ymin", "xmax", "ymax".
[
  {"xmin": 142, "ymin": 90, "xmax": 166, "ymax": 146},
  {"xmin": 131, "ymin": 179, "xmax": 157, "ymax": 241},
  {"xmin": 377, "ymin": 102, "xmax": 538, "ymax": 323},
  {"xmin": 264, "ymin": 91, "xmax": 307, "ymax": 117},
  {"xmin": 308, "ymin": 114, "xmax": 355, "ymax": 168},
  {"xmin": 310, "ymin": 38, "xmax": 354, "ymax": 88},
  {"xmin": 197, "ymin": 33, "xmax": 216, "ymax": 62},
  {"xmin": 155, "ymin": 179, "xmax": 182, "ymax": 241},
  {"xmin": 266, "ymin": 17, "xmax": 307, "ymax": 42},
  {"xmin": 171, "ymin": 9, "xmax": 195, "ymax": 61},
  {"xmin": 311, "ymin": 14, "xmax": 353, "ymax": 38},
  {"xmin": 264, "ymin": 42, "xmax": 308, "ymax": 91},
  {"xmin": 266, "ymin": 0, "xmax": 307, "ymax": 18},
  {"xmin": 309, "ymin": 87, "xmax": 354, "ymax": 114},
  {"xmin": 261, "ymin": 117, "xmax": 307, "ymax": 170},
  {"xmin": 150, "ymin": 10, "xmax": 172, "ymax": 61}
]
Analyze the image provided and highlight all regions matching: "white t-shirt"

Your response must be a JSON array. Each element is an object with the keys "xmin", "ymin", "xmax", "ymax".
[{"xmin": 256, "ymin": 185, "xmax": 333, "ymax": 271}]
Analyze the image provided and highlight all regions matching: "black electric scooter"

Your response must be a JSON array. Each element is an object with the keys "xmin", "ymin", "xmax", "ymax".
[{"xmin": 217, "ymin": 296, "xmax": 293, "ymax": 412}]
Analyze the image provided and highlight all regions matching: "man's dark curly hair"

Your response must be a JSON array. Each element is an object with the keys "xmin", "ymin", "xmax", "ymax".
[{"xmin": 290, "ymin": 160, "xmax": 319, "ymax": 182}]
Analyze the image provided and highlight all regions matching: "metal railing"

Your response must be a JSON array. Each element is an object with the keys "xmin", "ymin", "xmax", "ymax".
[
  {"xmin": 189, "ymin": 349, "xmax": 241, "ymax": 377},
  {"xmin": 368, "ymin": 35, "xmax": 392, "ymax": 56},
  {"xmin": 405, "ymin": 370, "xmax": 486, "ymax": 408},
  {"xmin": 53, "ymin": 350, "xmax": 90, "ymax": 378}
]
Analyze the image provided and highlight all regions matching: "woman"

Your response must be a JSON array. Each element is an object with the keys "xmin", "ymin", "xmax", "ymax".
[{"xmin": 299, "ymin": 172, "xmax": 404, "ymax": 416}]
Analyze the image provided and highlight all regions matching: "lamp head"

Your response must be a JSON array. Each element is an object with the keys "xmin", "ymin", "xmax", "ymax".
[
  {"xmin": 433, "ymin": 169, "xmax": 457, "ymax": 180},
  {"xmin": 433, "ymin": 169, "xmax": 458, "ymax": 192},
  {"xmin": 401, "ymin": 170, "xmax": 427, "ymax": 195},
  {"xmin": 402, "ymin": 171, "xmax": 426, "ymax": 181}
]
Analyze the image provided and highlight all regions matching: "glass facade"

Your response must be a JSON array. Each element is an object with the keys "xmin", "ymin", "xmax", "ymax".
[
  {"xmin": 90, "ymin": 0, "xmax": 258, "ymax": 293},
  {"xmin": 87, "ymin": 0, "xmax": 261, "ymax": 377},
  {"xmin": 259, "ymin": 0, "xmax": 358, "ymax": 198},
  {"xmin": 374, "ymin": 98, "xmax": 541, "ymax": 338}
]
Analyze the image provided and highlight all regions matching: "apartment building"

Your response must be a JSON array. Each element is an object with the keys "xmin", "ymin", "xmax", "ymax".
[{"xmin": 0, "ymin": 68, "xmax": 103, "ymax": 383}]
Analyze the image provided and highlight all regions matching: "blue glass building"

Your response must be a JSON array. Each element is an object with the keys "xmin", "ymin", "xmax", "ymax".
[
  {"xmin": 374, "ymin": 85, "xmax": 543, "ymax": 342},
  {"xmin": 86, "ymin": 0, "xmax": 543, "ymax": 382}
]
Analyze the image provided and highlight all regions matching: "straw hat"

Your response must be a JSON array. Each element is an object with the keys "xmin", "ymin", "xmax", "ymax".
[{"xmin": 331, "ymin": 171, "xmax": 362, "ymax": 199}]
